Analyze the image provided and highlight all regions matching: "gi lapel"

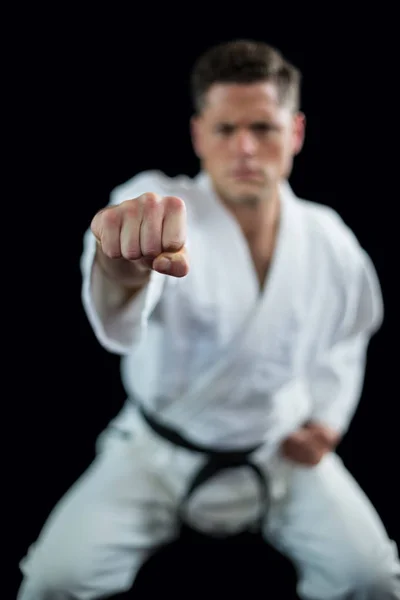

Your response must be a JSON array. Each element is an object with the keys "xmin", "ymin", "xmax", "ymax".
[{"xmin": 163, "ymin": 181, "xmax": 309, "ymax": 424}]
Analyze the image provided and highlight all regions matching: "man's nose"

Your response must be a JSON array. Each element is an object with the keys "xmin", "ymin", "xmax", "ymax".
[{"xmin": 232, "ymin": 129, "xmax": 258, "ymax": 155}]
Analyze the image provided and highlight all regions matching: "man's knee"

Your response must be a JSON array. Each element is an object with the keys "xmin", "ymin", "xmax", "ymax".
[
  {"xmin": 17, "ymin": 543, "xmax": 91, "ymax": 600},
  {"xmin": 342, "ymin": 552, "xmax": 400, "ymax": 600},
  {"xmin": 299, "ymin": 546, "xmax": 400, "ymax": 599},
  {"xmin": 351, "ymin": 541, "xmax": 400, "ymax": 599},
  {"xmin": 354, "ymin": 573, "xmax": 400, "ymax": 599},
  {"xmin": 18, "ymin": 577, "xmax": 72, "ymax": 600}
]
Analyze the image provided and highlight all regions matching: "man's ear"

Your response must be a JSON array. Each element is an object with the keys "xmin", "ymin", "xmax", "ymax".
[
  {"xmin": 190, "ymin": 115, "xmax": 203, "ymax": 159},
  {"xmin": 293, "ymin": 111, "xmax": 306, "ymax": 155}
]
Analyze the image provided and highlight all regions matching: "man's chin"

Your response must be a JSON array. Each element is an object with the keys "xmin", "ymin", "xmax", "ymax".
[
  {"xmin": 225, "ymin": 191, "xmax": 262, "ymax": 206},
  {"xmin": 224, "ymin": 181, "xmax": 265, "ymax": 205}
]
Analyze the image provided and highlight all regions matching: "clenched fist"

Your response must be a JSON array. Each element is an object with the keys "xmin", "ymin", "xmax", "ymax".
[
  {"xmin": 91, "ymin": 193, "xmax": 189, "ymax": 288},
  {"xmin": 281, "ymin": 422, "xmax": 340, "ymax": 467}
]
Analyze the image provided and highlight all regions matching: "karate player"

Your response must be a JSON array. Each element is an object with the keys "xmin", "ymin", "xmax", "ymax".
[{"xmin": 18, "ymin": 39, "xmax": 400, "ymax": 600}]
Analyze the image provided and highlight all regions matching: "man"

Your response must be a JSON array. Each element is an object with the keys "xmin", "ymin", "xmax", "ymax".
[{"xmin": 18, "ymin": 39, "xmax": 400, "ymax": 599}]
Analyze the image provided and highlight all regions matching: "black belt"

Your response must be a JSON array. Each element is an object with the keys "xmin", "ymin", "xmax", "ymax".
[{"xmin": 139, "ymin": 406, "xmax": 269, "ymax": 534}]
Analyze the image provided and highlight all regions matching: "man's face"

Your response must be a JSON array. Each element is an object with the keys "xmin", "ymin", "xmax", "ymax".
[{"xmin": 191, "ymin": 81, "xmax": 305, "ymax": 205}]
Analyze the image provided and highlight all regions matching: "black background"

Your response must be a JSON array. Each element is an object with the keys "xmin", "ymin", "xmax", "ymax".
[{"xmin": 11, "ymin": 9, "xmax": 398, "ymax": 599}]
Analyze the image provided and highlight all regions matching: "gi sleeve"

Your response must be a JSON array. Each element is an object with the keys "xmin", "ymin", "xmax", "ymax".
[
  {"xmin": 308, "ymin": 247, "xmax": 384, "ymax": 436},
  {"xmin": 80, "ymin": 171, "xmax": 167, "ymax": 355}
]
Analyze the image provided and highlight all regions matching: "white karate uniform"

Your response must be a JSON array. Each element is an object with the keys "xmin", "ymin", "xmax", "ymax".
[{"xmin": 18, "ymin": 171, "xmax": 400, "ymax": 600}]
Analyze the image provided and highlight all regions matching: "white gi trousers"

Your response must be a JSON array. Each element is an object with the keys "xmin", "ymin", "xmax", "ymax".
[{"xmin": 17, "ymin": 408, "xmax": 400, "ymax": 600}]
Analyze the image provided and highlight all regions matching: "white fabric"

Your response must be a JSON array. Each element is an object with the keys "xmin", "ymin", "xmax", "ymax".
[
  {"xmin": 18, "ymin": 170, "xmax": 399, "ymax": 600},
  {"xmin": 82, "ymin": 170, "xmax": 383, "ymax": 447},
  {"xmin": 18, "ymin": 410, "xmax": 400, "ymax": 600}
]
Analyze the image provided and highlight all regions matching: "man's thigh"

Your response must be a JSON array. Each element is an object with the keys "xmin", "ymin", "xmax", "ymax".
[
  {"xmin": 18, "ymin": 422, "xmax": 181, "ymax": 599},
  {"xmin": 264, "ymin": 453, "xmax": 400, "ymax": 600}
]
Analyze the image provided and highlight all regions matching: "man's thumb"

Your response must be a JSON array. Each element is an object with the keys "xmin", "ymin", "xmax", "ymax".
[{"xmin": 152, "ymin": 246, "xmax": 189, "ymax": 278}]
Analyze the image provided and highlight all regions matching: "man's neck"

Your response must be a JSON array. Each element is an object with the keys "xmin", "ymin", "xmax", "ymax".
[{"xmin": 222, "ymin": 187, "xmax": 281, "ymax": 260}]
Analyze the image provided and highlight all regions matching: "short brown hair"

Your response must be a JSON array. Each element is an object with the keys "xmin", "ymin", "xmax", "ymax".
[{"xmin": 190, "ymin": 39, "xmax": 302, "ymax": 113}]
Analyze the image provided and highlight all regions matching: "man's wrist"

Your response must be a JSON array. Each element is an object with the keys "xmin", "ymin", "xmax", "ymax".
[{"xmin": 95, "ymin": 244, "xmax": 151, "ymax": 291}]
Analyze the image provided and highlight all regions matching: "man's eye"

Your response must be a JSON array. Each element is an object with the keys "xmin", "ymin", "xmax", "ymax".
[
  {"xmin": 216, "ymin": 125, "xmax": 235, "ymax": 135},
  {"xmin": 251, "ymin": 123, "xmax": 274, "ymax": 133}
]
